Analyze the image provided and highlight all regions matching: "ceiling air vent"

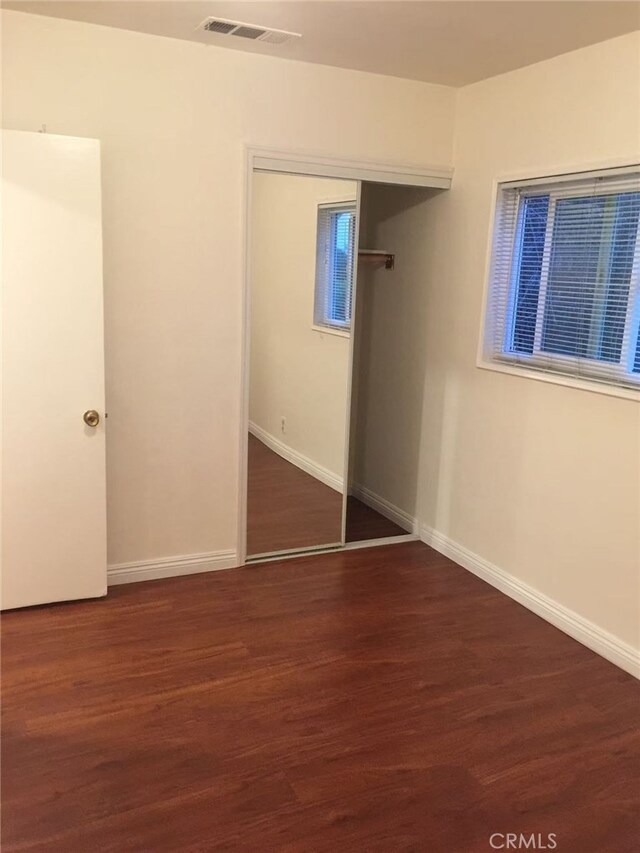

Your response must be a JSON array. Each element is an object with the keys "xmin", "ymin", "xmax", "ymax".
[
  {"xmin": 231, "ymin": 26, "xmax": 266, "ymax": 40},
  {"xmin": 199, "ymin": 18, "xmax": 301, "ymax": 46},
  {"xmin": 203, "ymin": 20, "xmax": 237, "ymax": 35}
]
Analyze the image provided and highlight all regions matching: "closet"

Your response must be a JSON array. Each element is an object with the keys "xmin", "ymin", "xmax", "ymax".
[{"xmin": 243, "ymin": 159, "xmax": 450, "ymax": 561}]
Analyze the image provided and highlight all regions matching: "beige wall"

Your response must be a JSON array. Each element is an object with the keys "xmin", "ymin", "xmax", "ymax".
[
  {"xmin": 250, "ymin": 172, "xmax": 355, "ymax": 484},
  {"xmin": 0, "ymin": 10, "xmax": 455, "ymax": 564},
  {"xmin": 417, "ymin": 32, "xmax": 640, "ymax": 649}
]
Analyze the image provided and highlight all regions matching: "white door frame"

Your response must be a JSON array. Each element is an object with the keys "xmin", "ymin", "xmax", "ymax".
[{"xmin": 236, "ymin": 146, "xmax": 453, "ymax": 566}]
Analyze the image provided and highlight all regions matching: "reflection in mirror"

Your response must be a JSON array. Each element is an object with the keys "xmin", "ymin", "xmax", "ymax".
[{"xmin": 247, "ymin": 172, "xmax": 358, "ymax": 558}]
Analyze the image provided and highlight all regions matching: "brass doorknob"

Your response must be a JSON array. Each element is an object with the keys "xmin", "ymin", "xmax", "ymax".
[{"xmin": 83, "ymin": 410, "xmax": 100, "ymax": 427}]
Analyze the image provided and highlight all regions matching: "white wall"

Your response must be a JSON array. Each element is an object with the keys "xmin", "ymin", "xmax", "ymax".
[
  {"xmin": 0, "ymin": 9, "xmax": 456, "ymax": 565},
  {"xmin": 417, "ymin": 32, "xmax": 640, "ymax": 651},
  {"xmin": 250, "ymin": 172, "xmax": 355, "ymax": 484}
]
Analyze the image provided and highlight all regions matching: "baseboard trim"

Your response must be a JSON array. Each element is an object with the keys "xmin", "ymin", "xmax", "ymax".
[
  {"xmin": 249, "ymin": 422, "xmax": 343, "ymax": 492},
  {"xmin": 420, "ymin": 525, "xmax": 640, "ymax": 679},
  {"xmin": 350, "ymin": 483, "xmax": 416, "ymax": 534},
  {"xmin": 108, "ymin": 550, "xmax": 238, "ymax": 586}
]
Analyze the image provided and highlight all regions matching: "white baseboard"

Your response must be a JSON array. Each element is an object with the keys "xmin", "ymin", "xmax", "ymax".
[
  {"xmin": 108, "ymin": 550, "xmax": 238, "ymax": 586},
  {"xmin": 249, "ymin": 421, "xmax": 343, "ymax": 492},
  {"xmin": 350, "ymin": 483, "xmax": 416, "ymax": 534},
  {"xmin": 420, "ymin": 524, "xmax": 640, "ymax": 679}
]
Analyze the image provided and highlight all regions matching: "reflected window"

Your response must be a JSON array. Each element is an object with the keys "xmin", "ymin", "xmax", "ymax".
[{"xmin": 315, "ymin": 202, "xmax": 356, "ymax": 331}]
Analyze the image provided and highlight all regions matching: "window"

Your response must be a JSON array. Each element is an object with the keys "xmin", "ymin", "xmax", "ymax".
[
  {"xmin": 483, "ymin": 168, "xmax": 640, "ymax": 390},
  {"xmin": 314, "ymin": 202, "xmax": 356, "ymax": 331}
]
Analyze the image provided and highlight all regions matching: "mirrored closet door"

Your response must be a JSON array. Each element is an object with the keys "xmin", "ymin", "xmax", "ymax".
[
  {"xmin": 246, "ymin": 171, "xmax": 359, "ymax": 558},
  {"xmin": 245, "ymin": 167, "xmax": 450, "ymax": 561}
]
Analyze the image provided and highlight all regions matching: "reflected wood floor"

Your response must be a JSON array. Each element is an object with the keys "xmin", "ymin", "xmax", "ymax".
[
  {"xmin": 2, "ymin": 542, "xmax": 639, "ymax": 851},
  {"xmin": 247, "ymin": 434, "xmax": 404, "ymax": 556},
  {"xmin": 246, "ymin": 434, "xmax": 343, "ymax": 555}
]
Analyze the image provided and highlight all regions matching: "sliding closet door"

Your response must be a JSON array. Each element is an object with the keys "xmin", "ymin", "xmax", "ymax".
[
  {"xmin": 339, "ymin": 180, "xmax": 362, "ymax": 545},
  {"xmin": 246, "ymin": 172, "xmax": 360, "ymax": 558}
]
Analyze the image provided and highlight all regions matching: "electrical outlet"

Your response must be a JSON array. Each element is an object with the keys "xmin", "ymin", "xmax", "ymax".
[{"xmin": 281, "ymin": 417, "xmax": 286, "ymax": 433}]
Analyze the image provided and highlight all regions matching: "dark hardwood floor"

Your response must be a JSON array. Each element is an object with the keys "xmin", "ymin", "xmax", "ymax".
[
  {"xmin": 2, "ymin": 542, "xmax": 639, "ymax": 851},
  {"xmin": 345, "ymin": 495, "xmax": 408, "ymax": 542}
]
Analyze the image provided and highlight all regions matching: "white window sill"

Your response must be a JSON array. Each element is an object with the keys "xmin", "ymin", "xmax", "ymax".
[
  {"xmin": 477, "ymin": 358, "xmax": 640, "ymax": 402},
  {"xmin": 311, "ymin": 324, "xmax": 351, "ymax": 339}
]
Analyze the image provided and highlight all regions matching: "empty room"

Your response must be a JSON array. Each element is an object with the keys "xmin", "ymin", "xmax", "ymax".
[{"xmin": 1, "ymin": 1, "xmax": 639, "ymax": 850}]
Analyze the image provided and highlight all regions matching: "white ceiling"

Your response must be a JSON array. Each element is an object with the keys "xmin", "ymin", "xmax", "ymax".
[{"xmin": 4, "ymin": 1, "xmax": 640, "ymax": 87}]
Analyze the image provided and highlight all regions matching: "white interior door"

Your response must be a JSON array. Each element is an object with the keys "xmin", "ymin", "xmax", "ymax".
[{"xmin": 1, "ymin": 129, "xmax": 107, "ymax": 609}]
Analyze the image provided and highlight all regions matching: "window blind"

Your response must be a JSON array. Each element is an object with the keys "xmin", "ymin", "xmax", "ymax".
[
  {"xmin": 314, "ymin": 203, "xmax": 356, "ymax": 330},
  {"xmin": 485, "ymin": 169, "xmax": 640, "ymax": 389}
]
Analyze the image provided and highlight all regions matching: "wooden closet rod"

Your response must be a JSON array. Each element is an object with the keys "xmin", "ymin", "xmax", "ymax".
[{"xmin": 358, "ymin": 249, "xmax": 395, "ymax": 270}]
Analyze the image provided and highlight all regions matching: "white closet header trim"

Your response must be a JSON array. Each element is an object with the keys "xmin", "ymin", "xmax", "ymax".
[{"xmin": 247, "ymin": 147, "xmax": 453, "ymax": 189}]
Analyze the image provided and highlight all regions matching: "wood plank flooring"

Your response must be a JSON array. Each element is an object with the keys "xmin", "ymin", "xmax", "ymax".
[
  {"xmin": 2, "ymin": 542, "xmax": 639, "ymax": 851},
  {"xmin": 345, "ymin": 495, "xmax": 408, "ymax": 542}
]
